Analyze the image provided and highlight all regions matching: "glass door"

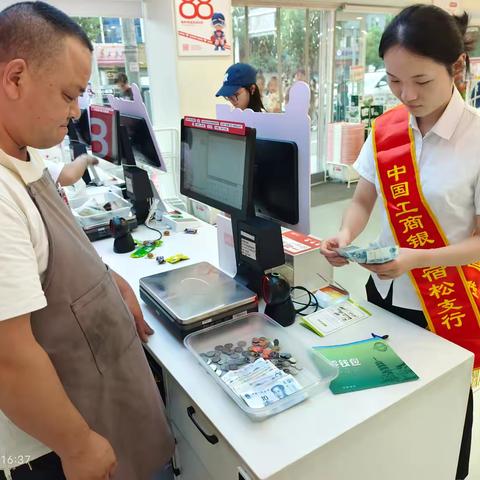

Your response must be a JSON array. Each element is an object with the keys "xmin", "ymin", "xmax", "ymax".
[{"xmin": 231, "ymin": 6, "xmax": 335, "ymax": 180}]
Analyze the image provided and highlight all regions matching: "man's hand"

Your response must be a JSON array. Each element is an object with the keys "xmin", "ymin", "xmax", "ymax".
[
  {"xmin": 319, "ymin": 230, "xmax": 351, "ymax": 267},
  {"xmin": 0, "ymin": 315, "xmax": 116, "ymax": 479},
  {"xmin": 61, "ymin": 430, "xmax": 117, "ymax": 480},
  {"xmin": 111, "ymin": 270, "xmax": 154, "ymax": 343},
  {"xmin": 120, "ymin": 281, "xmax": 154, "ymax": 343},
  {"xmin": 360, "ymin": 248, "xmax": 423, "ymax": 280}
]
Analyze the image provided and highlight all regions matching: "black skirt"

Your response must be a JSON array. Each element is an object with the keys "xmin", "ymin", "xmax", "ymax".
[{"xmin": 366, "ymin": 276, "xmax": 473, "ymax": 480}]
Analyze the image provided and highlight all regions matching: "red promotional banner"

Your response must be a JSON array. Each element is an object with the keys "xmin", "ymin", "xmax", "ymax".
[
  {"xmin": 184, "ymin": 116, "xmax": 246, "ymax": 136},
  {"xmin": 373, "ymin": 105, "xmax": 480, "ymax": 372}
]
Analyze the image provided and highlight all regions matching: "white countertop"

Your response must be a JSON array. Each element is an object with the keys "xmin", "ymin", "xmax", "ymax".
[{"xmin": 94, "ymin": 223, "xmax": 474, "ymax": 480}]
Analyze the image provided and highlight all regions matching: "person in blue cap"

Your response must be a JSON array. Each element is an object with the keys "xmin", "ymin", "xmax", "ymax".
[
  {"xmin": 216, "ymin": 63, "xmax": 266, "ymax": 112},
  {"xmin": 211, "ymin": 12, "xmax": 226, "ymax": 51}
]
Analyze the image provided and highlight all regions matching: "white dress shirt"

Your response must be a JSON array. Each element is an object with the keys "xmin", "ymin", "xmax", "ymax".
[{"xmin": 354, "ymin": 88, "xmax": 480, "ymax": 310}]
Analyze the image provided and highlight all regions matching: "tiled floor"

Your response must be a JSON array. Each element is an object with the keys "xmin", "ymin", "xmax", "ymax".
[{"xmin": 311, "ymin": 198, "xmax": 480, "ymax": 480}]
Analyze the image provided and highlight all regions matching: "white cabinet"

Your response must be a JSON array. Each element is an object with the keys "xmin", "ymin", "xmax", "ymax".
[
  {"xmin": 326, "ymin": 161, "xmax": 359, "ymax": 187},
  {"xmin": 95, "ymin": 226, "xmax": 474, "ymax": 480},
  {"xmin": 165, "ymin": 374, "xmax": 255, "ymax": 480},
  {"xmin": 171, "ymin": 424, "xmax": 214, "ymax": 480},
  {"xmin": 163, "ymin": 362, "xmax": 472, "ymax": 480}
]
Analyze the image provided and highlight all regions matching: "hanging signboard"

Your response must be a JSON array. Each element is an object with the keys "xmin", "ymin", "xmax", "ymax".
[{"xmin": 174, "ymin": 0, "xmax": 231, "ymax": 56}]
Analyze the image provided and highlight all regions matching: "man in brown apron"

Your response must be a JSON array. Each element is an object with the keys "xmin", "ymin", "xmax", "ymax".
[{"xmin": 0, "ymin": 3, "xmax": 173, "ymax": 479}]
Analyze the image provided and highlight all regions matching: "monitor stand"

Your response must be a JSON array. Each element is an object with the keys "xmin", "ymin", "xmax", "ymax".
[
  {"xmin": 132, "ymin": 199, "xmax": 150, "ymax": 224},
  {"xmin": 230, "ymin": 214, "xmax": 285, "ymax": 295}
]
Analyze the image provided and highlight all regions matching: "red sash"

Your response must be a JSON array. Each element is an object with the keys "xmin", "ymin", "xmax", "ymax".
[{"xmin": 373, "ymin": 105, "xmax": 480, "ymax": 374}]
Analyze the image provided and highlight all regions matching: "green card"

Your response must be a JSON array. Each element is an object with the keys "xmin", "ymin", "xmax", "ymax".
[{"xmin": 313, "ymin": 338, "xmax": 419, "ymax": 394}]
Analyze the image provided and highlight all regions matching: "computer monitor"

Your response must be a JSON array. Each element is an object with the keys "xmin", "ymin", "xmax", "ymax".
[
  {"xmin": 67, "ymin": 108, "xmax": 91, "ymax": 145},
  {"xmin": 119, "ymin": 114, "xmax": 163, "ymax": 169},
  {"xmin": 180, "ymin": 120, "xmax": 256, "ymax": 217},
  {"xmin": 180, "ymin": 118, "xmax": 286, "ymax": 293},
  {"xmin": 254, "ymin": 138, "xmax": 299, "ymax": 226}
]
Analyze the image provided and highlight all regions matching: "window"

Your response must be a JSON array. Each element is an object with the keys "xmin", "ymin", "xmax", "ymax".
[
  {"xmin": 232, "ymin": 6, "xmax": 335, "ymax": 178},
  {"xmin": 333, "ymin": 11, "xmax": 397, "ymax": 125},
  {"xmin": 134, "ymin": 18, "xmax": 144, "ymax": 44},
  {"xmin": 73, "ymin": 16, "xmax": 152, "ymax": 118},
  {"xmin": 102, "ymin": 17, "xmax": 122, "ymax": 44}
]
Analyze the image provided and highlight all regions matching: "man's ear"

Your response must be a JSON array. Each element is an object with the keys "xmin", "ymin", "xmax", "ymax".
[
  {"xmin": 3, "ymin": 59, "xmax": 27, "ymax": 100},
  {"xmin": 250, "ymin": 84, "xmax": 256, "ymax": 95}
]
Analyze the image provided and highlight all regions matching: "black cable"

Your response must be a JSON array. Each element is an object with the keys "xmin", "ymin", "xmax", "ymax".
[
  {"xmin": 143, "ymin": 198, "xmax": 163, "ymax": 242},
  {"xmin": 144, "ymin": 222, "xmax": 163, "ymax": 242},
  {"xmin": 290, "ymin": 286, "xmax": 320, "ymax": 314}
]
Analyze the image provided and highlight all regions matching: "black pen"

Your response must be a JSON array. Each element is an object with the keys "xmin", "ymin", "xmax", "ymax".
[{"xmin": 371, "ymin": 333, "xmax": 389, "ymax": 340}]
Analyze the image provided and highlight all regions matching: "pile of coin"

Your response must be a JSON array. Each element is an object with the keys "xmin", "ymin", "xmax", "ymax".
[{"xmin": 200, "ymin": 337, "xmax": 303, "ymax": 377}]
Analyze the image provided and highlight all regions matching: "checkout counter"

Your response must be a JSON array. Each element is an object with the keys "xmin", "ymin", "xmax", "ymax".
[
  {"xmin": 65, "ymin": 102, "xmax": 472, "ymax": 479},
  {"xmin": 94, "ymin": 222, "xmax": 472, "ymax": 480}
]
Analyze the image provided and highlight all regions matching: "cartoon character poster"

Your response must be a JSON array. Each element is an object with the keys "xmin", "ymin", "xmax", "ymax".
[{"xmin": 175, "ymin": 0, "xmax": 231, "ymax": 56}]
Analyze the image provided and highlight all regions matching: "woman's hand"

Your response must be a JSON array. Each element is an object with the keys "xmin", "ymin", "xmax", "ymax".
[
  {"xmin": 360, "ymin": 248, "xmax": 424, "ymax": 280},
  {"xmin": 319, "ymin": 230, "xmax": 351, "ymax": 267}
]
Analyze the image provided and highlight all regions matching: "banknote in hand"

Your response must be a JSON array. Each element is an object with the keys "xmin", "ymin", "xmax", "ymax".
[{"xmin": 335, "ymin": 244, "xmax": 399, "ymax": 264}]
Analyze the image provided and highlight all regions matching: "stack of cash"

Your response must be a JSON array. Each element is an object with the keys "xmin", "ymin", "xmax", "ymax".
[
  {"xmin": 222, "ymin": 358, "xmax": 302, "ymax": 409},
  {"xmin": 336, "ymin": 243, "xmax": 399, "ymax": 264}
]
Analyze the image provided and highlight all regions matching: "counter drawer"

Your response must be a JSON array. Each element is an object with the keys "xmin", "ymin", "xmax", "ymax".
[
  {"xmin": 166, "ymin": 373, "xmax": 255, "ymax": 480},
  {"xmin": 171, "ymin": 423, "xmax": 214, "ymax": 480}
]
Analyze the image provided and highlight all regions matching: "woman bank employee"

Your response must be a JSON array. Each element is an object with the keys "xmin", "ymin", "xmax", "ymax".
[
  {"xmin": 320, "ymin": 5, "xmax": 478, "ymax": 479},
  {"xmin": 216, "ymin": 63, "xmax": 265, "ymax": 112}
]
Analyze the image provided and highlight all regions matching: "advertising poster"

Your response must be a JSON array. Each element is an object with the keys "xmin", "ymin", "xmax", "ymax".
[{"xmin": 174, "ymin": 0, "xmax": 231, "ymax": 56}]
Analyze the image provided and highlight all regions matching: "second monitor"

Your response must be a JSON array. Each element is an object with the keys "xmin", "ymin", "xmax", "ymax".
[
  {"xmin": 254, "ymin": 138, "xmax": 299, "ymax": 226},
  {"xmin": 119, "ymin": 114, "xmax": 163, "ymax": 169}
]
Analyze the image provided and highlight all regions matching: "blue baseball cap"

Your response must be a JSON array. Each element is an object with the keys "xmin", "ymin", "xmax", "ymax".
[
  {"xmin": 216, "ymin": 63, "xmax": 257, "ymax": 97},
  {"xmin": 212, "ymin": 12, "xmax": 225, "ymax": 26}
]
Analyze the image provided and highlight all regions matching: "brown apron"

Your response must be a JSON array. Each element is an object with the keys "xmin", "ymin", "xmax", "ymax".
[{"xmin": 27, "ymin": 170, "xmax": 174, "ymax": 479}]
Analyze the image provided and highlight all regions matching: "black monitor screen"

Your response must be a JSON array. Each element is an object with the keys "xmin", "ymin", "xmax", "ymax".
[
  {"xmin": 180, "ymin": 122, "xmax": 255, "ymax": 216},
  {"xmin": 118, "ymin": 124, "xmax": 136, "ymax": 166},
  {"xmin": 254, "ymin": 138, "xmax": 299, "ymax": 225},
  {"xmin": 67, "ymin": 109, "xmax": 91, "ymax": 145},
  {"xmin": 119, "ymin": 114, "xmax": 162, "ymax": 168}
]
